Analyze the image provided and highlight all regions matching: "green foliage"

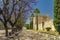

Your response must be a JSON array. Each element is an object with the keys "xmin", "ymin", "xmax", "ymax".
[
  {"xmin": 24, "ymin": 24, "xmax": 30, "ymax": 29},
  {"xmin": 31, "ymin": 13, "xmax": 34, "ymax": 17},
  {"xmin": 30, "ymin": 21, "xmax": 33, "ymax": 29},
  {"xmin": 54, "ymin": 0, "xmax": 60, "ymax": 34},
  {"xmin": 16, "ymin": 18, "xmax": 25, "ymax": 25},
  {"xmin": 0, "ymin": 22, "xmax": 3, "ymax": 26},
  {"xmin": 34, "ymin": 8, "xmax": 40, "ymax": 13}
]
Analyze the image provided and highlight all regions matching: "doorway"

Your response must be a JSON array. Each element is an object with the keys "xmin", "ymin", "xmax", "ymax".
[{"xmin": 42, "ymin": 22, "xmax": 44, "ymax": 30}]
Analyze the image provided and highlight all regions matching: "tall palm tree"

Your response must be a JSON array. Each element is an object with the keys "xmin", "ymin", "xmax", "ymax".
[
  {"xmin": 34, "ymin": 8, "xmax": 40, "ymax": 30},
  {"xmin": 30, "ymin": 13, "xmax": 34, "ymax": 29}
]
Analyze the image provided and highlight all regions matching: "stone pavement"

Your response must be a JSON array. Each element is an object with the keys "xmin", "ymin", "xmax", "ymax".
[
  {"xmin": 0, "ymin": 30, "xmax": 60, "ymax": 40},
  {"xmin": 18, "ymin": 30, "xmax": 60, "ymax": 40}
]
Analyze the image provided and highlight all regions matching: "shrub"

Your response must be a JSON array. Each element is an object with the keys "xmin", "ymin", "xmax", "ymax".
[{"xmin": 24, "ymin": 24, "xmax": 30, "ymax": 29}]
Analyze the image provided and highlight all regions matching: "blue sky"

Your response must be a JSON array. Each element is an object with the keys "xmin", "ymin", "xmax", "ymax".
[
  {"xmin": 26, "ymin": 0, "xmax": 54, "ymax": 23},
  {"xmin": 35, "ymin": 0, "xmax": 54, "ymax": 18}
]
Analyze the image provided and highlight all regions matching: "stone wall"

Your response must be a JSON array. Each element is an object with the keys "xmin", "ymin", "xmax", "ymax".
[
  {"xmin": 44, "ymin": 19, "xmax": 55, "ymax": 31},
  {"xmin": 32, "ymin": 15, "xmax": 55, "ymax": 31}
]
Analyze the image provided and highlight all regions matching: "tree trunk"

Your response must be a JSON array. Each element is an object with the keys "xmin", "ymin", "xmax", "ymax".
[
  {"xmin": 5, "ymin": 27, "xmax": 8, "ymax": 37},
  {"xmin": 11, "ymin": 24, "xmax": 15, "ymax": 34},
  {"xmin": 12, "ymin": 26, "xmax": 14, "ymax": 34},
  {"xmin": 4, "ymin": 24, "xmax": 8, "ymax": 37}
]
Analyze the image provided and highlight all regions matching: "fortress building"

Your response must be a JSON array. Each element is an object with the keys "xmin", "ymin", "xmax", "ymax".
[{"xmin": 30, "ymin": 14, "xmax": 55, "ymax": 31}]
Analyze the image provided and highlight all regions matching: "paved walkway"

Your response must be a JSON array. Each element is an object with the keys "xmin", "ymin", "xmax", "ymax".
[{"xmin": 0, "ymin": 30, "xmax": 60, "ymax": 40}]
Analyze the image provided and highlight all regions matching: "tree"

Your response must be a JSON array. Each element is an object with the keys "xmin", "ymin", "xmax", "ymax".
[
  {"xmin": 0, "ymin": 0, "xmax": 36, "ymax": 37},
  {"xmin": 30, "ymin": 13, "xmax": 34, "ymax": 29},
  {"xmin": 34, "ymin": 8, "xmax": 40, "ymax": 30},
  {"xmin": 15, "ymin": 18, "xmax": 26, "ymax": 30},
  {"xmin": 53, "ymin": 0, "xmax": 60, "ymax": 34}
]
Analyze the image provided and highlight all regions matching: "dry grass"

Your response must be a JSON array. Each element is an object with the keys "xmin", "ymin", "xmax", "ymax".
[{"xmin": 28, "ymin": 29, "xmax": 59, "ymax": 36}]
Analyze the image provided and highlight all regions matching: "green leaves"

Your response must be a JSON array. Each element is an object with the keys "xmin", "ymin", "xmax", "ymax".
[
  {"xmin": 24, "ymin": 24, "xmax": 30, "ymax": 29},
  {"xmin": 54, "ymin": 0, "xmax": 60, "ymax": 33},
  {"xmin": 31, "ymin": 13, "xmax": 34, "ymax": 17},
  {"xmin": 34, "ymin": 8, "xmax": 40, "ymax": 13}
]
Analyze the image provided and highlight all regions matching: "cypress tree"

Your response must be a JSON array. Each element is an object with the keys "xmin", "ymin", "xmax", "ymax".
[{"xmin": 54, "ymin": 0, "xmax": 60, "ymax": 34}]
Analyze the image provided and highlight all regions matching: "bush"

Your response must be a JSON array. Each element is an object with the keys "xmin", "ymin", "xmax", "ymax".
[
  {"xmin": 46, "ymin": 27, "xmax": 51, "ymax": 31},
  {"xmin": 24, "ymin": 24, "xmax": 30, "ymax": 29}
]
